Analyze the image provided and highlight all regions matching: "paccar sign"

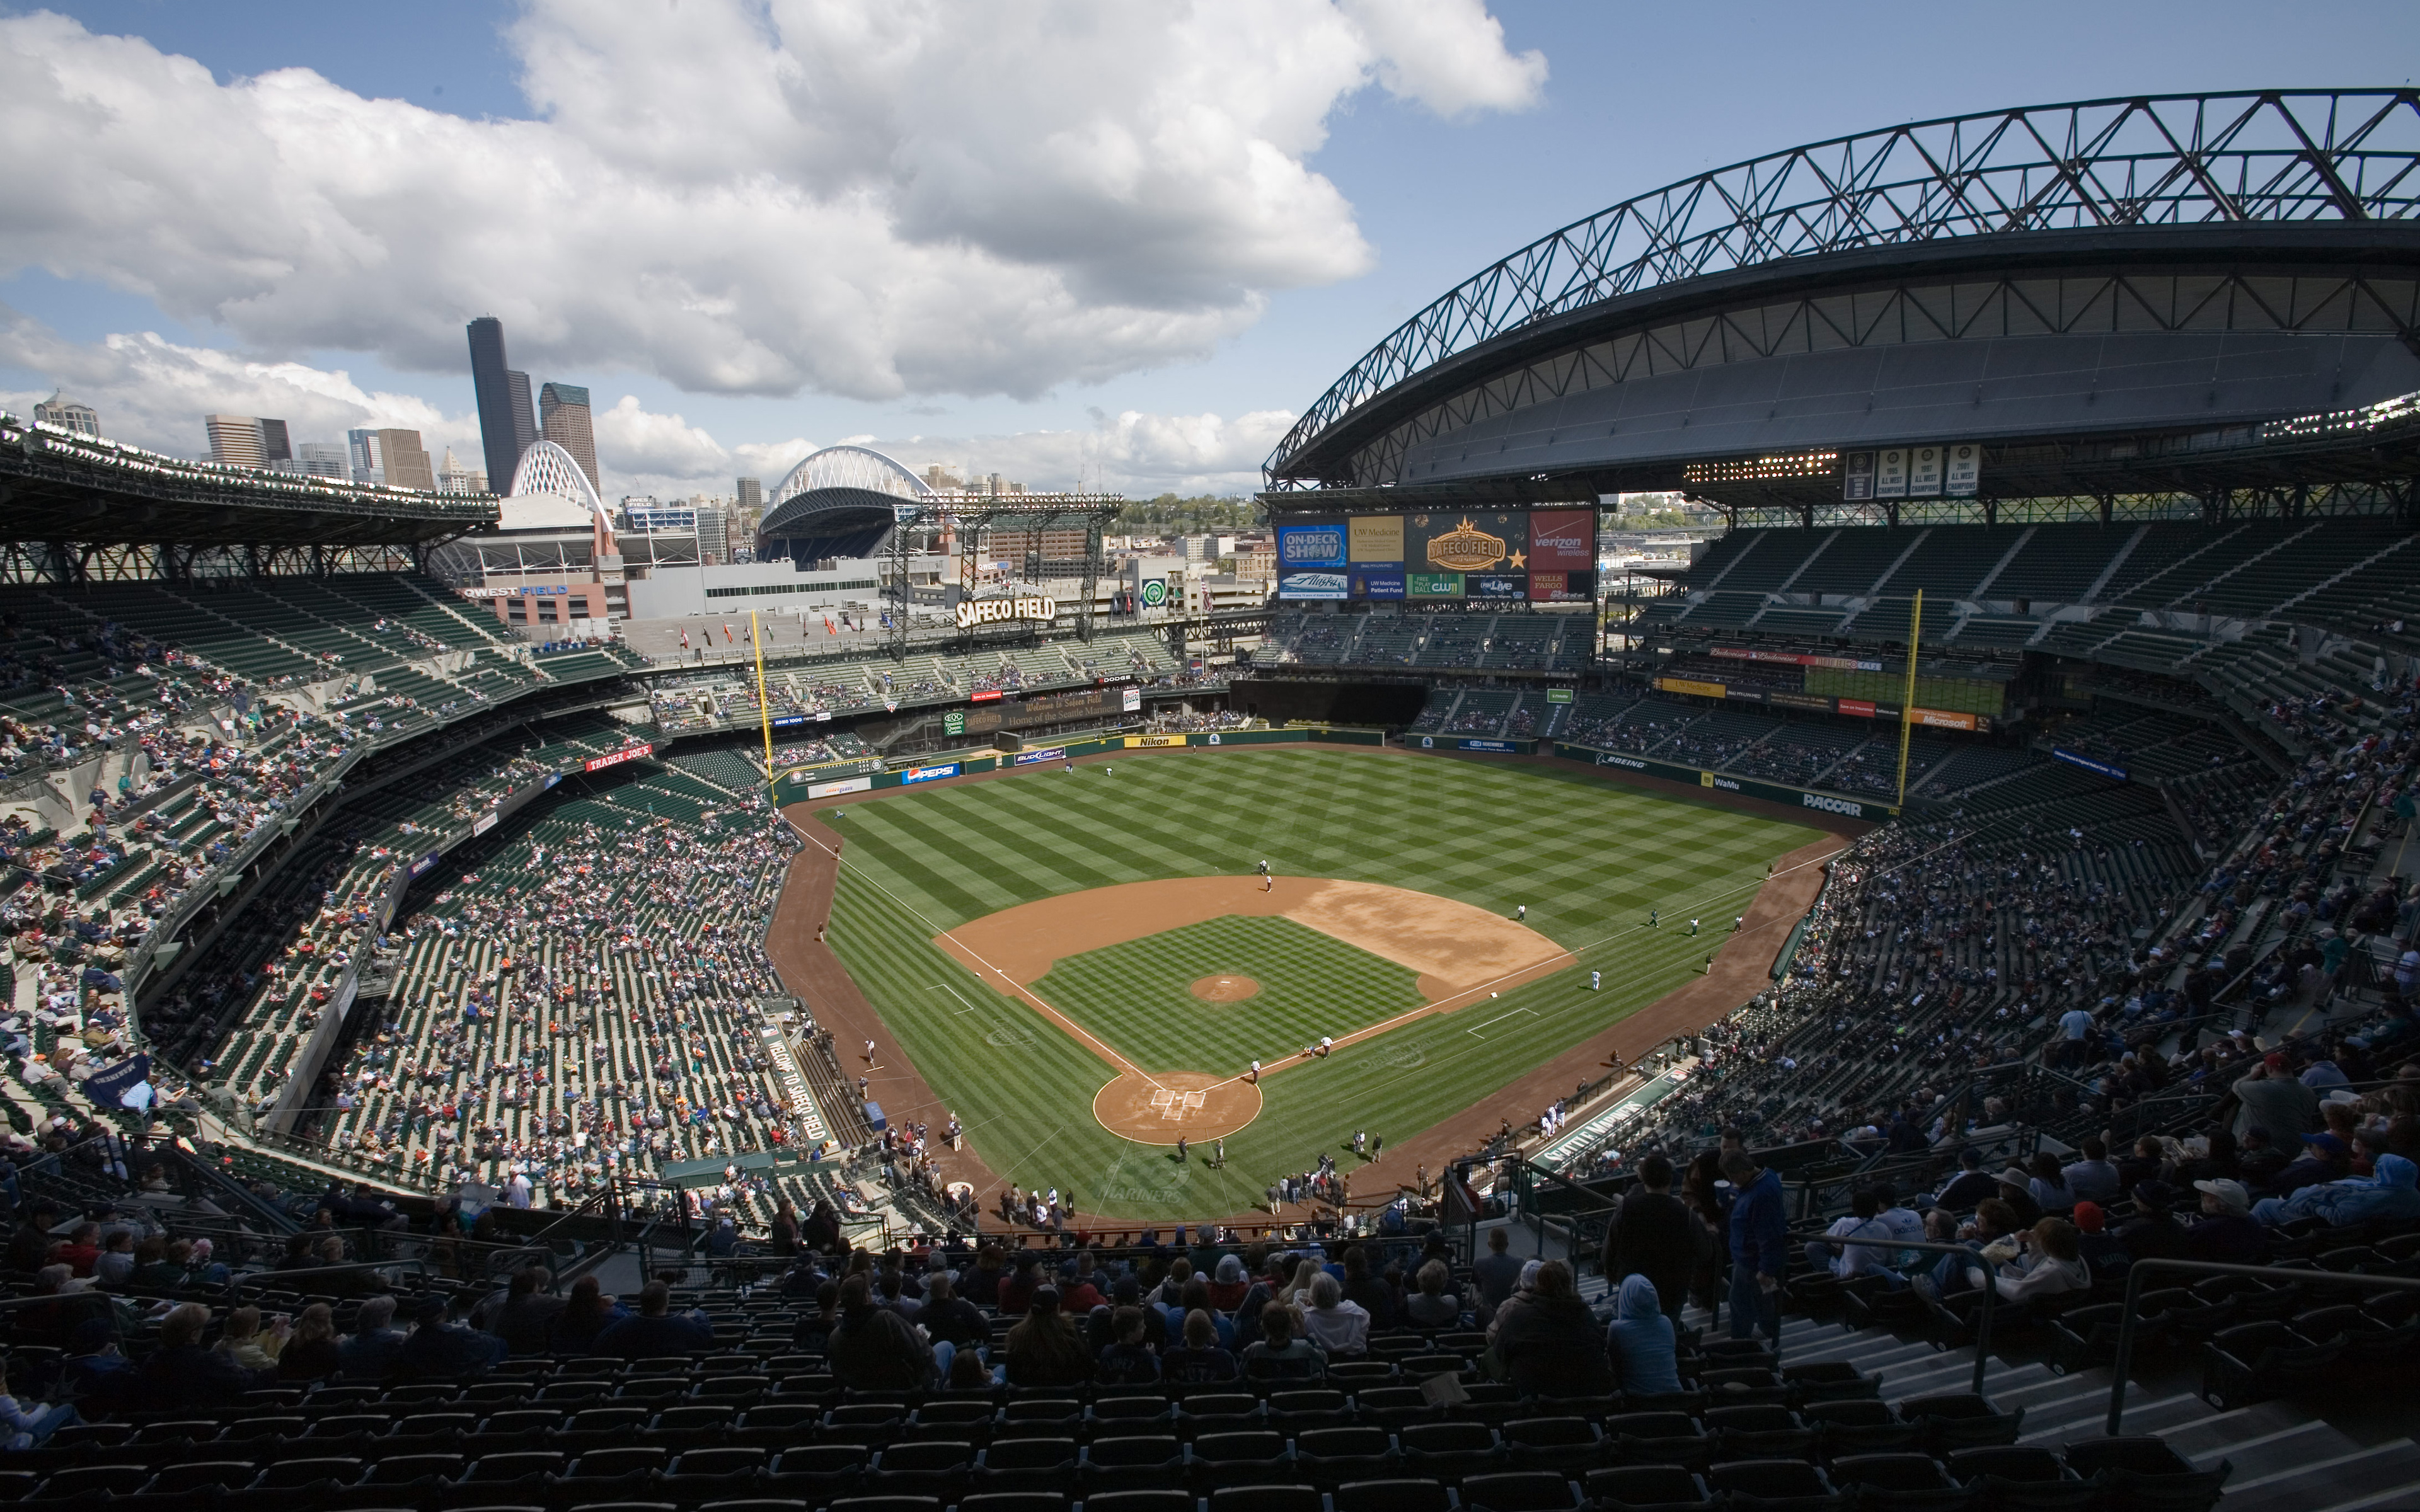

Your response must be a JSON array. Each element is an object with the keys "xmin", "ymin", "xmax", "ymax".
[
  {"xmin": 955, "ymin": 594, "xmax": 1057, "ymax": 630},
  {"xmin": 583, "ymin": 743, "xmax": 655, "ymax": 772}
]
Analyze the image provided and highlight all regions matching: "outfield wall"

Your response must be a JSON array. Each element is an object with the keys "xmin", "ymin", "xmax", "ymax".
[
  {"xmin": 768, "ymin": 726, "xmax": 1385, "ymax": 803},
  {"xmin": 1549, "ymin": 741, "xmax": 1896, "ymax": 821},
  {"xmin": 767, "ymin": 723, "xmax": 1891, "ymax": 824}
]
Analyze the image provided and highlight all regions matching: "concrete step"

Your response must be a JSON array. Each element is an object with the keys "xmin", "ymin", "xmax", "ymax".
[
  {"xmin": 2196, "ymin": 1421, "xmax": 2365, "ymax": 1483},
  {"xmin": 2220, "ymin": 1438, "xmax": 2420, "ymax": 1512},
  {"xmin": 2153, "ymin": 1400, "xmax": 2313, "ymax": 1461}
]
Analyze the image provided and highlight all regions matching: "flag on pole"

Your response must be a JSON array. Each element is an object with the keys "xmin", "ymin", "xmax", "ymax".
[{"xmin": 679, "ymin": 628, "xmax": 689, "ymax": 648}]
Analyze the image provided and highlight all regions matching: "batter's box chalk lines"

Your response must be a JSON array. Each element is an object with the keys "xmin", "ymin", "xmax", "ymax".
[
  {"xmin": 930, "ymin": 982, "xmax": 983, "ymax": 1014},
  {"xmin": 1149, "ymin": 1088, "xmax": 1208, "ymax": 1120},
  {"xmin": 1465, "ymin": 1004, "xmax": 1538, "ymax": 1038}
]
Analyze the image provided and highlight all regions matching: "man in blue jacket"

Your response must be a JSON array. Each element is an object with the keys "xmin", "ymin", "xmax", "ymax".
[{"xmin": 1720, "ymin": 1150, "xmax": 1787, "ymax": 1346}]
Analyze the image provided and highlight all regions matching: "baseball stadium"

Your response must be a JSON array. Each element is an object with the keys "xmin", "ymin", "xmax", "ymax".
[{"xmin": 4, "ymin": 87, "xmax": 2420, "ymax": 1504}]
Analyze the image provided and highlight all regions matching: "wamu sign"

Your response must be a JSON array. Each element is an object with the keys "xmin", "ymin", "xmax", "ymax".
[{"xmin": 955, "ymin": 593, "xmax": 1058, "ymax": 630}]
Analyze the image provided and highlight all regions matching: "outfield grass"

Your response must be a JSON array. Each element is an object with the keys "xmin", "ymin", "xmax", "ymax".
[
  {"xmin": 1032, "ymin": 915, "xmax": 1427, "ymax": 1074},
  {"xmin": 821, "ymin": 747, "xmax": 1818, "ymax": 1219}
]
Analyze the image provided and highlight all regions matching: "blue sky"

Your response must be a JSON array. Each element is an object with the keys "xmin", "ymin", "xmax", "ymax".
[{"xmin": 4, "ymin": 1, "xmax": 2414, "ymax": 497}]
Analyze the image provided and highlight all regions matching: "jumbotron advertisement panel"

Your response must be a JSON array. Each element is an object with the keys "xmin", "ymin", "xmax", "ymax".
[{"xmin": 1274, "ymin": 508, "xmax": 1596, "ymax": 604}]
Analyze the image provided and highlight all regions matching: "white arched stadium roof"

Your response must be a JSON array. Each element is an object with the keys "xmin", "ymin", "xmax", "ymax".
[
  {"xmin": 502, "ymin": 439, "xmax": 608, "ymax": 530},
  {"xmin": 769, "ymin": 444, "xmax": 931, "ymax": 509}
]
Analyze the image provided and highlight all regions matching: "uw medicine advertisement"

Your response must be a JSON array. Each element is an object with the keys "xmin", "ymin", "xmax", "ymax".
[{"xmin": 1279, "ymin": 509, "xmax": 1598, "ymax": 602}]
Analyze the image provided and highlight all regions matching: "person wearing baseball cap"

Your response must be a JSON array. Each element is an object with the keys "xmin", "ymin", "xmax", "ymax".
[
  {"xmin": 2269, "ymin": 1131, "xmax": 2352, "ymax": 1199},
  {"xmin": 1991, "ymin": 1166, "xmax": 2043, "ymax": 1228},
  {"xmin": 2186, "ymin": 1179, "xmax": 2266, "ymax": 1264}
]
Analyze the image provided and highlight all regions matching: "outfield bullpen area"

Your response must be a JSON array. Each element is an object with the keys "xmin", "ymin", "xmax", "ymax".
[{"xmin": 769, "ymin": 743, "xmax": 1851, "ymax": 1223}]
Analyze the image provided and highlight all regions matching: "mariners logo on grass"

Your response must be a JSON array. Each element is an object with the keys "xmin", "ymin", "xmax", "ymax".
[
  {"xmin": 1097, "ymin": 1145, "xmax": 1194, "ymax": 1208},
  {"xmin": 1377, "ymin": 1043, "xmax": 1426, "ymax": 1069},
  {"xmin": 985, "ymin": 1024, "xmax": 1035, "ymax": 1047}
]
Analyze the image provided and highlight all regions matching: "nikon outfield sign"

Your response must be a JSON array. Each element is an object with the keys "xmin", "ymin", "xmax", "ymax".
[{"xmin": 955, "ymin": 593, "xmax": 1058, "ymax": 630}]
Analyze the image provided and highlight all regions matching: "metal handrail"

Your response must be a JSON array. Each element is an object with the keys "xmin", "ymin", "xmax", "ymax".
[
  {"xmin": 2102, "ymin": 1256, "xmax": 2420, "ymax": 1435},
  {"xmin": 1788, "ymin": 1231, "xmax": 2007, "ymax": 1397}
]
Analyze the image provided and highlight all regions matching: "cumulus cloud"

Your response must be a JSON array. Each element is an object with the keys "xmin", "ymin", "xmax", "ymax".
[
  {"xmin": 0, "ymin": 306, "xmax": 480, "ymax": 464},
  {"xmin": 1341, "ymin": 0, "xmax": 1547, "ymax": 118},
  {"xmin": 0, "ymin": 0, "xmax": 1545, "ymax": 404},
  {"xmin": 877, "ymin": 407, "xmax": 1299, "ymax": 498}
]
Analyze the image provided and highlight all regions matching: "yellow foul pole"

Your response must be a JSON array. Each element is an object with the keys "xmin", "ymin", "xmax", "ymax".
[
  {"xmin": 751, "ymin": 609, "xmax": 775, "ymax": 789},
  {"xmin": 1894, "ymin": 589, "xmax": 1923, "ymax": 808}
]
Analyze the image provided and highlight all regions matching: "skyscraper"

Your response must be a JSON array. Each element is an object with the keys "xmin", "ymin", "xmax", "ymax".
[
  {"xmin": 205, "ymin": 414, "xmax": 268, "ymax": 467},
  {"xmin": 297, "ymin": 442, "xmax": 349, "ymax": 480},
  {"xmin": 258, "ymin": 417, "xmax": 292, "ymax": 465},
  {"xmin": 539, "ymin": 382, "xmax": 599, "ymax": 491},
  {"xmin": 468, "ymin": 316, "xmax": 536, "ymax": 494},
  {"xmin": 33, "ymin": 393, "xmax": 99, "ymax": 437},
  {"xmin": 347, "ymin": 427, "xmax": 383, "ymax": 484},
  {"xmin": 735, "ymin": 476, "xmax": 762, "ymax": 512},
  {"xmin": 376, "ymin": 428, "xmax": 436, "ymax": 491}
]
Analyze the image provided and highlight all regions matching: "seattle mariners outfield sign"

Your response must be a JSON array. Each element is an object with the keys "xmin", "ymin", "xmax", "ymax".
[{"xmin": 955, "ymin": 594, "xmax": 1057, "ymax": 630}]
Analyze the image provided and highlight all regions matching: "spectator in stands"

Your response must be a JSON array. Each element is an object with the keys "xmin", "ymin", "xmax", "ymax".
[
  {"xmin": 1923, "ymin": 1198, "xmax": 2019, "ymax": 1298},
  {"xmin": 2186, "ymin": 1179, "xmax": 2267, "ymax": 1264},
  {"xmin": 4, "ymin": 1200, "xmax": 59, "ymax": 1271},
  {"xmin": 1161, "ymin": 1308, "xmax": 1240, "ymax": 1384},
  {"xmin": 827, "ymin": 1273, "xmax": 939, "ymax": 1389},
  {"xmin": 1470, "ymin": 1227, "xmax": 1525, "ymax": 1320},
  {"xmin": 1806, "ymin": 1188, "xmax": 1897, "ymax": 1281},
  {"xmin": 1001, "ymin": 1285, "xmax": 1093, "ymax": 1388},
  {"xmin": 1967, "ymin": 1217, "xmax": 2090, "ymax": 1305},
  {"xmin": 2061, "ymin": 1138, "xmax": 2122, "ymax": 1206},
  {"xmin": 279, "ymin": 1303, "xmax": 343, "ymax": 1383},
  {"xmin": 1991, "ymin": 1167, "xmax": 2044, "ymax": 1228},
  {"xmin": 90, "ymin": 1229, "xmax": 137, "ymax": 1285},
  {"xmin": 1207, "ymin": 1253, "xmax": 1250, "ymax": 1312},
  {"xmin": 1605, "ymin": 1274, "xmax": 1683, "ymax": 1397},
  {"xmin": 1723, "ymin": 1149, "xmax": 1787, "ymax": 1347},
  {"xmin": 339, "ymin": 1294, "xmax": 406, "ymax": 1380},
  {"xmin": 1339, "ymin": 1245, "xmax": 1395, "ymax": 1329},
  {"xmin": 1240, "ymin": 1299, "xmax": 1326, "ymax": 1383},
  {"xmin": 1933, "ymin": 1148, "xmax": 1998, "ymax": 1210},
  {"xmin": 2026, "ymin": 1153, "xmax": 2076, "ymax": 1214},
  {"xmin": 140, "ymin": 1302, "xmax": 263, "ymax": 1406},
  {"xmin": 916, "ymin": 1272, "xmax": 988, "ymax": 1352},
  {"xmin": 2118, "ymin": 1181, "xmax": 2192, "ymax": 1263},
  {"xmin": 2067, "ymin": 1203, "xmax": 2128, "ymax": 1277},
  {"xmin": 1603, "ymin": 1153, "xmax": 1700, "ymax": 1322},
  {"xmin": 217, "ymin": 1305, "xmax": 287, "ymax": 1372},
  {"xmin": 1405, "ymin": 1259, "xmax": 1463, "ymax": 1330},
  {"xmin": 592, "ymin": 1280, "xmax": 715, "ymax": 1358},
  {"xmin": 48, "ymin": 1221, "xmax": 100, "ymax": 1278},
  {"xmin": 790, "ymin": 1282, "xmax": 839, "ymax": 1353},
  {"xmin": 1096, "ymin": 1305, "xmax": 1160, "ymax": 1384},
  {"xmin": 0, "ymin": 1358, "xmax": 74, "ymax": 1450},
  {"xmin": 547, "ymin": 1278, "xmax": 627, "ymax": 1354},
  {"xmin": 396, "ymin": 1292, "xmax": 507, "ymax": 1378},
  {"xmin": 1492, "ymin": 1259, "xmax": 1612, "ymax": 1397},
  {"xmin": 2233, "ymin": 1054, "xmax": 2320, "ymax": 1145},
  {"xmin": 1299, "ymin": 1272, "xmax": 1371, "ymax": 1356},
  {"xmin": 2265, "ymin": 1131, "xmax": 2351, "ymax": 1198},
  {"xmin": 490, "ymin": 1266, "xmax": 567, "ymax": 1355},
  {"xmin": 2251, "ymin": 1152, "xmax": 2420, "ymax": 1227}
]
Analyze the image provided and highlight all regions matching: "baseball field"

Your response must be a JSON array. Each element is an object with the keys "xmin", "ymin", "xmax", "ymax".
[{"xmin": 814, "ymin": 745, "xmax": 1821, "ymax": 1221}]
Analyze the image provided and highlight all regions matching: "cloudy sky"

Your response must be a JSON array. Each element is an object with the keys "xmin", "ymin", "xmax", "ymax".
[{"xmin": 4, "ymin": 1, "xmax": 2413, "ymax": 500}]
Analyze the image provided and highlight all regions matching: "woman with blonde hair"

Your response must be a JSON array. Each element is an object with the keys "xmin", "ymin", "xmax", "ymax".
[
  {"xmin": 279, "ymin": 1303, "xmax": 343, "ymax": 1382},
  {"xmin": 216, "ymin": 1305, "xmax": 289, "ymax": 1373}
]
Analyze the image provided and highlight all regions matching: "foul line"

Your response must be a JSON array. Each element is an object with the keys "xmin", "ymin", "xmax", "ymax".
[
  {"xmin": 1199, "ymin": 838, "xmax": 1850, "ymax": 1091},
  {"xmin": 789, "ymin": 817, "xmax": 1165, "ymax": 1092}
]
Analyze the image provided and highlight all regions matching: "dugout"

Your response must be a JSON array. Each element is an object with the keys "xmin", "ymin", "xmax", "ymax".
[{"xmin": 1231, "ymin": 677, "xmax": 1426, "ymax": 727}]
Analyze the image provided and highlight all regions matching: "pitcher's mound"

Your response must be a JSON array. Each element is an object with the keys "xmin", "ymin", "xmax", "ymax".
[
  {"xmin": 1093, "ymin": 1069, "xmax": 1263, "ymax": 1143},
  {"xmin": 1189, "ymin": 974, "xmax": 1260, "ymax": 1002}
]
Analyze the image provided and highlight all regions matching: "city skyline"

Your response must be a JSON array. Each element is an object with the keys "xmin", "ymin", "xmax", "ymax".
[{"xmin": 5, "ymin": 2, "xmax": 2415, "ymax": 503}]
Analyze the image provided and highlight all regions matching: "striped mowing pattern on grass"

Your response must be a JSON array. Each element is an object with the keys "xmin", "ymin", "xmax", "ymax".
[
  {"xmin": 1032, "ymin": 915, "xmax": 1426, "ymax": 1074},
  {"xmin": 819, "ymin": 747, "xmax": 1817, "ymax": 1218}
]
